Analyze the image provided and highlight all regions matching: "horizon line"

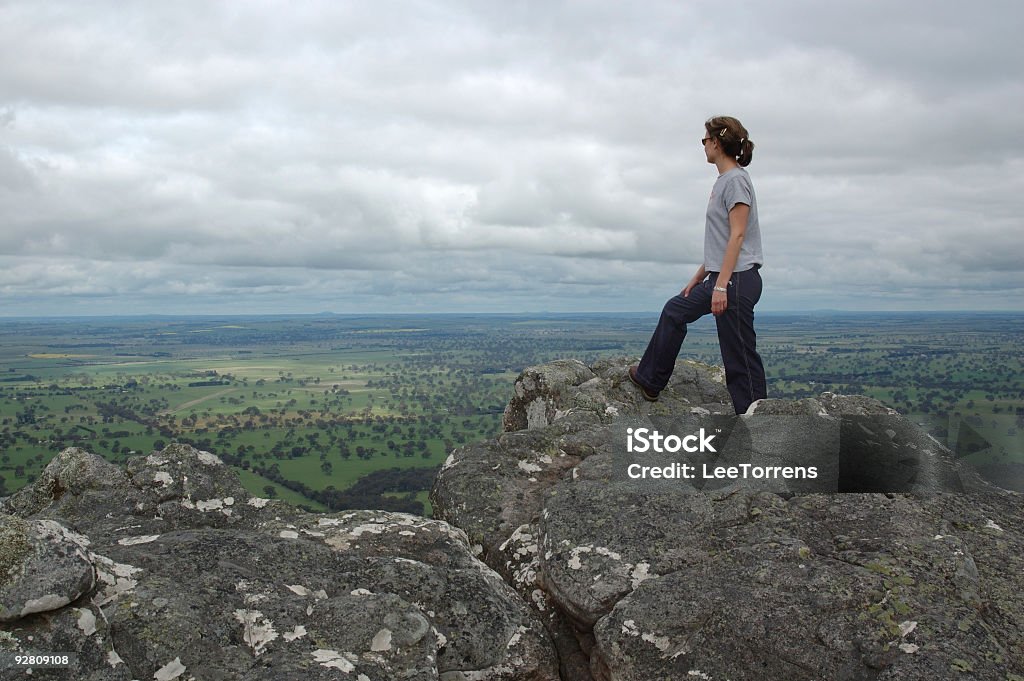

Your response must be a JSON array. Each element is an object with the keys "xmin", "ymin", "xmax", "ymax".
[{"xmin": 2, "ymin": 309, "xmax": 1024, "ymax": 320}]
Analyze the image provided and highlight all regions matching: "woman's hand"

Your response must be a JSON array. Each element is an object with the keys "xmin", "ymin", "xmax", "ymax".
[
  {"xmin": 681, "ymin": 278, "xmax": 700, "ymax": 297},
  {"xmin": 711, "ymin": 289, "xmax": 728, "ymax": 315}
]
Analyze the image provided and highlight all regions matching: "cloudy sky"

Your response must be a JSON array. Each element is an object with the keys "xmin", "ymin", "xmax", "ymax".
[{"xmin": 1, "ymin": 0, "xmax": 1021, "ymax": 315}]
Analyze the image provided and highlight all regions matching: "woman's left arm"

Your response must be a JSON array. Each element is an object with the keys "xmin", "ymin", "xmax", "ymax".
[{"xmin": 711, "ymin": 203, "xmax": 749, "ymax": 316}]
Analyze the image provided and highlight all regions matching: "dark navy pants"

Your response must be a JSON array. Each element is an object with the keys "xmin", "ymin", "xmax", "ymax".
[{"xmin": 635, "ymin": 266, "xmax": 767, "ymax": 415}]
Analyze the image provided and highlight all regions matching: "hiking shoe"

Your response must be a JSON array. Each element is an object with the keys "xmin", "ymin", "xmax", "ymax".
[{"xmin": 628, "ymin": 365, "xmax": 659, "ymax": 402}]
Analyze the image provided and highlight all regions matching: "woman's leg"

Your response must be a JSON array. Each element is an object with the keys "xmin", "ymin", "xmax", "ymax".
[
  {"xmin": 715, "ymin": 267, "xmax": 767, "ymax": 414},
  {"xmin": 636, "ymin": 280, "xmax": 713, "ymax": 392}
]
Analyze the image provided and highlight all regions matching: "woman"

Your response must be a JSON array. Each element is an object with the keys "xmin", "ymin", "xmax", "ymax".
[{"xmin": 629, "ymin": 115, "xmax": 767, "ymax": 415}]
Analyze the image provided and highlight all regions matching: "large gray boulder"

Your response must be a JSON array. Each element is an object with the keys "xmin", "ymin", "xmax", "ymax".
[
  {"xmin": 0, "ymin": 514, "xmax": 95, "ymax": 622},
  {"xmin": 433, "ymin": 356, "xmax": 1024, "ymax": 680},
  {"xmin": 502, "ymin": 357, "xmax": 731, "ymax": 432},
  {"xmin": 0, "ymin": 444, "xmax": 560, "ymax": 680}
]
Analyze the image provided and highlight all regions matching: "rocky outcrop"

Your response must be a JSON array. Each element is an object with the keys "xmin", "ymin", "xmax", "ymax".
[
  {"xmin": 0, "ymin": 445, "xmax": 559, "ymax": 680},
  {"xmin": 433, "ymin": 357, "xmax": 1024, "ymax": 680},
  {"xmin": 2, "ymin": 356, "xmax": 1022, "ymax": 680}
]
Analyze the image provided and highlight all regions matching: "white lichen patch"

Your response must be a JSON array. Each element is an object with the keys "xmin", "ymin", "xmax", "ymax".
[
  {"xmin": 567, "ymin": 545, "xmax": 592, "ymax": 570},
  {"xmin": 351, "ymin": 588, "xmax": 373, "ymax": 596},
  {"xmin": 279, "ymin": 530, "xmax": 299, "ymax": 539},
  {"xmin": 154, "ymin": 657, "xmax": 187, "ymax": 680},
  {"xmin": 984, "ymin": 519, "xmax": 1004, "ymax": 532},
  {"xmin": 234, "ymin": 609, "xmax": 278, "ymax": 657},
  {"xmin": 21, "ymin": 594, "xmax": 71, "ymax": 617},
  {"xmin": 531, "ymin": 589, "xmax": 547, "ymax": 612},
  {"xmin": 283, "ymin": 625, "xmax": 307, "ymax": 642},
  {"xmin": 75, "ymin": 607, "xmax": 97, "ymax": 636},
  {"xmin": 118, "ymin": 535, "xmax": 161, "ymax": 546},
  {"xmin": 350, "ymin": 523, "xmax": 387, "ymax": 536},
  {"xmin": 301, "ymin": 529, "xmax": 325, "ymax": 537},
  {"xmin": 630, "ymin": 562, "xmax": 654, "ymax": 589},
  {"xmin": 234, "ymin": 581, "xmax": 274, "ymax": 604},
  {"xmin": 398, "ymin": 530, "xmax": 416, "ymax": 536},
  {"xmin": 284, "ymin": 584, "xmax": 327, "ymax": 601},
  {"xmin": 312, "ymin": 649, "xmax": 356, "ymax": 672},
  {"xmin": 500, "ymin": 524, "xmax": 540, "ymax": 587},
  {"xmin": 525, "ymin": 397, "xmax": 549, "ymax": 429},
  {"xmin": 595, "ymin": 546, "xmax": 622, "ymax": 560},
  {"xmin": 154, "ymin": 471, "xmax": 174, "ymax": 487},
  {"xmin": 248, "ymin": 497, "xmax": 270, "ymax": 508},
  {"xmin": 622, "ymin": 619, "xmax": 640, "ymax": 636},
  {"xmin": 642, "ymin": 631, "xmax": 671, "ymax": 652},
  {"xmin": 517, "ymin": 460, "xmax": 543, "ymax": 474},
  {"xmin": 688, "ymin": 670, "xmax": 713, "ymax": 679},
  {"xmin": 690, "ymin": 407, "xmax": 711, "ymax": 416},
  {"xmin": 371, "ymin": 628, "xmax": 392, "ymax": 652},
  {"xmin": 605, "ymin": 404, "xmax": 619, "ymax": 416},
  {"xmin": 899, "ymin": 642, "xmax": 919, "ymax": 654},
  {"xmin": 92, "ymin": 555, "xmax": 143, "ymax": 606},
  {"xmin": 107, "ymin": 649, "xmax": 123, "ymax": 667},
  {"xmin": 899, "ymin": 620, "xmax": 918, "ymax": 637},
  {"xmin": 441, "ymin": 453, "xmax": 458, "ymax": 471},
  {"xmin": 197, "ymin": 450, "xmax": 223, "ymax": 465},
  {"xmin": 505, "ymin": 625, "xmax": 528, "ymax": 649},
  {"xmin": 38, "ymin": 519, "xmax": 92, "ymax": 551},
  {"xmin": 195, "ymin": 498, "xmax": 225, "ymax": 512}
]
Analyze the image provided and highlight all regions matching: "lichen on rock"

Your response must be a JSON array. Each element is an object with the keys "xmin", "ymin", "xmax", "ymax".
[{"xmin": 434, "ymin": 356, "xmax": 1024, "ymax": 681}]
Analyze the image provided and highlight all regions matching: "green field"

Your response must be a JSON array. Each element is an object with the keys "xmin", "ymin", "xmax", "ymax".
[{"xmin": 1, "ymin": 312, "xmax": 1022, "ymax": 507}]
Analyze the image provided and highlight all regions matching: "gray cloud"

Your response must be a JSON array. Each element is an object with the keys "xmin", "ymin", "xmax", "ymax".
[{"xmin": 0, "ymin": 0, "xmax": 1021, "ymax": 315}]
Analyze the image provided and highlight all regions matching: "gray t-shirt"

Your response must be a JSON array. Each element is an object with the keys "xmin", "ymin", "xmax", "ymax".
[{"xmin": 703, "ymin": 167, "xmax": 763, "ymax": 272}]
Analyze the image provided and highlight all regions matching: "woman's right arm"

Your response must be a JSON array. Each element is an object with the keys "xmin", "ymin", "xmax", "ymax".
[{"xmin": 682, "ymin": 265, "xmax": 707, "ymax": 297}]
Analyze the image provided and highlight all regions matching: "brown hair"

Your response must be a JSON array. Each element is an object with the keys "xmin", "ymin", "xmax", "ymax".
[{"xmin": 705, "ymin": 116, "xmax": 754, "ymax": 167}]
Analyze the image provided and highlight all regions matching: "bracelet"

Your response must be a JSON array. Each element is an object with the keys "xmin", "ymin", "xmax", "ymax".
[{"xmin": 713, "ymin": 286, "xmax": 728, "ymax": 293}]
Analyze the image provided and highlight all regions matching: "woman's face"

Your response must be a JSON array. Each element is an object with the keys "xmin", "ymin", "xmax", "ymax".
[{"xmin": 702, "ymin": 131, "xmax": 718, "ymax": 164}]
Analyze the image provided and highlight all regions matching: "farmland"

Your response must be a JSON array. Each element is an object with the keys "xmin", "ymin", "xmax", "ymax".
[{"xmin": 1, "ymin": 311, "xmax": 1022, "ymax": 510}]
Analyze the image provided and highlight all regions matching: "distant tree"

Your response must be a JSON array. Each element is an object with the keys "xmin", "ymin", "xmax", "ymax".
[{"xmin": 262, "ymin": 485, "xmax": 278, "ymax": 499}]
